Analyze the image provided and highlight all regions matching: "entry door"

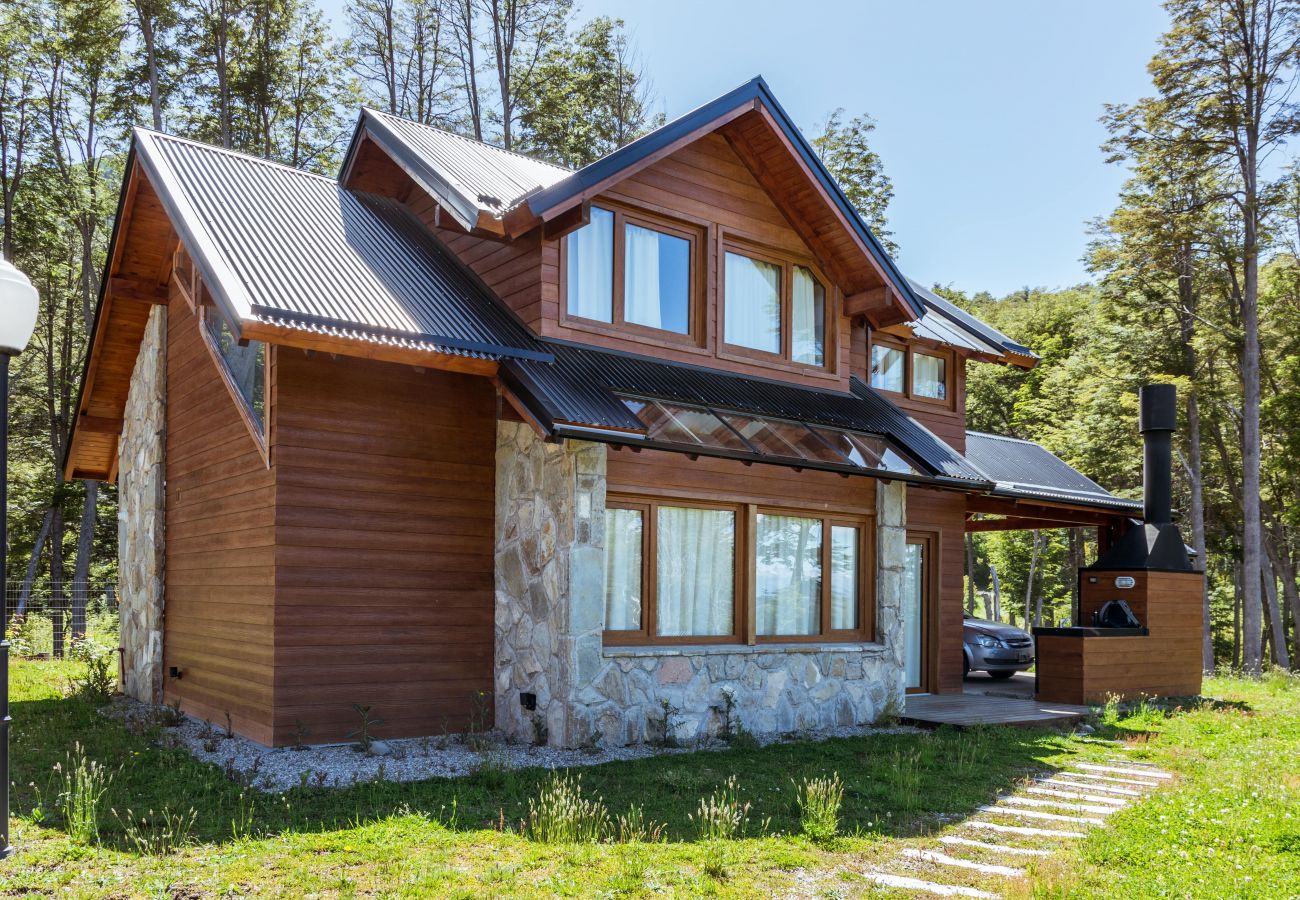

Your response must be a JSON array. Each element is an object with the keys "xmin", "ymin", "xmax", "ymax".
[{"xmin": 903, "ymin": 534, "xmax": 930, "ymax": 692}]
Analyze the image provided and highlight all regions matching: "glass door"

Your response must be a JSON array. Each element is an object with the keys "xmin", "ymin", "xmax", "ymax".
[{"xmin": 903, "ymin": 535, "xmax": 929, "ymax": 692}]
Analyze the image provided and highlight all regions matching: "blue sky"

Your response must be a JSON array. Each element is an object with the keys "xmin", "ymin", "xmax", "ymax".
[{"xmin": 321, "ymin": 1, "xmax": 1170, "ymax": 297}]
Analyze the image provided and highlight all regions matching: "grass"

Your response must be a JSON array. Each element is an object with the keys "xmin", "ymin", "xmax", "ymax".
[{"xmin": 2, "ymin": 658, "xmax": 1297, "ymax": 897}]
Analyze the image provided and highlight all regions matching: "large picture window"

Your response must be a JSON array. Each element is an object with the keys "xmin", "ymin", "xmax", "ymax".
[
  {"xmin": 722, "ymin": 246, "xmax": 830, "ymax": 368},
  {"xmin": 563, "ymin": 205, "xmax": 698, "ymax": 338},
  {"xmin": 604, "ymin": 499, "xmax": 870, "ymax": 645}
]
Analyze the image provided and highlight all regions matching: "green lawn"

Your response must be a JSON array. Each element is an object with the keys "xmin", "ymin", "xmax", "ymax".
[{"xmin": 0, "ymin": 659, "xmax": 1296, "ymax": 898}]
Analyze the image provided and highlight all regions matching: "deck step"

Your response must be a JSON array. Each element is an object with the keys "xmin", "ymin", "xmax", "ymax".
[
  {"xmin": 979, "ymin": 805, "xmax": 1105, "ymax": 827},
  {"xmin": 1033, "ymin": 783, "xmax": 1131, "ymax": 802},
  {"xmin": 1077, "ymin": 763, "xmax": 1170, "ymax": 779},
  {"xmin": 1001, "ymin": 795, "xmax": 1116, "ymax": 816},
  {"xmin": 860, "ymin": 870, "xmax": 999, "ymax": 898},
  {"xmin": 1056, "ymin": 771, "xmax": 1159, "ymax": 788},
  {"xmin": 901, "ymin": 847, "xmax": 1024, "ymax": 877},
  {"xmin": 966, "ymin": 820, "xmax": 1086, "ymax": 839},
  {"xmin": 938, "ymin": 836, "xmax": 1051, "ymax": 857}
]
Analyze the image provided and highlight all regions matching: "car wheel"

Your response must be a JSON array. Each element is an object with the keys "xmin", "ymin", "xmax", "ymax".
[
  {"xmin": 987, "ymin": 670, "xmax": 1016, "ymax": 680},
  {"xmin": 962, "ymin": 653, "xmax": 970, "ymax": 679}
]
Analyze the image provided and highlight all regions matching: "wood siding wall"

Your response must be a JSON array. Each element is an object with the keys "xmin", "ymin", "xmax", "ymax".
[
  {"xmin": 270, "ymin": 352, "xmax": 498, "ymax": 744},
  {"xmin": 162, "ymin": 285, "xmax": 277, "ymax": 744},
  {"xmin": 905, "ymin": 486, "xmax": 967, "ymax": 694}
]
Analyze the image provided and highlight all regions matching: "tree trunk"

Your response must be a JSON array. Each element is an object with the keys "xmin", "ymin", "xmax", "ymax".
[
  {"xmin": 70, "ymin": 482, "xmax": 97, "ymax": 641},
  {"xmin": 964, "ymin": 532, "xmax": 976, "ymax": 614},
  {"xmin": 1261, "ymin": 539, "xmax": 1290, "ymax": 668},
  {"xmin": 50, "ymin": 506, "xmax": 65, "ymax": 659},
  {"xmin": 1233, "ymin": 560, "xmax": 1242, "ymax": 670},
  {"xmin": 990, "ymin": 564, "xmax": 1001, "ymax": 623},
  {"xmin": 1024, "ymin": 530, "xmax": 1041, "ymax": 626},
  {"xmin": 15, "ymin": 505, "xmax": 55, "ymax": 616}
]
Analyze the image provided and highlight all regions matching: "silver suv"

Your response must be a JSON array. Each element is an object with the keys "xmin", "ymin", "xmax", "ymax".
[{"xmin": 962, "ymin": 614, "xmax": 1035, "ymax": 680}]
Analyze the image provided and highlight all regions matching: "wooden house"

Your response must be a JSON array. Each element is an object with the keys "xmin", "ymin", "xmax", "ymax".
[{"xmin": 66, "ymin": 78, "xmax": 1155, "ymax": 747}]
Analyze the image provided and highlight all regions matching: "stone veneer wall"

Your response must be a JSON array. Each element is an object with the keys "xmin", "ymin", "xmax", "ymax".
[
  {"xmin": 495, "ymin": 420, "xmax": 909, "ymax": 748},
  {"xmin": 117, "ymin": 304, "xmax": 167, "ymax": 703}
]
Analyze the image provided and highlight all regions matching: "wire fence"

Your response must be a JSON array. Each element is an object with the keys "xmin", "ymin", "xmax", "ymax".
[{"xmin": 4, "ymin": 581, "xmax": 119, "ymax": 659}]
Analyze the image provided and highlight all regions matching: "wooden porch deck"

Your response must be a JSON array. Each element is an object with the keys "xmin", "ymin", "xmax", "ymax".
[{"xmin": 903, "ymin": 692, "xmax": 1093, "ymax": 728}]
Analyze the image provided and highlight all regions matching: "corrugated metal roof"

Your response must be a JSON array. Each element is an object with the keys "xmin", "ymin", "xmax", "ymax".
[
  {"xmin": 964, "ymin": 431, "xmax": 1140, "ymax": 511},
  {"xmin": 907, "ymin": 281, "xmax": 1039, "ymax": 364},
  {"xmin": 137, "ymin": 129, "xmax": 549, "ymax": 362},
  {"xmin": 502, "ymin": 340, "xmax": 988, "ymax": 482},
  {"xmin": 362, "ymin": 108, "xmax": 570, "ymax": 226}
]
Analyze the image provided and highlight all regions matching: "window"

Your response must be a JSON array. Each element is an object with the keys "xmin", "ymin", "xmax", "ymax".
[
  {"xmin": 913, "ymin": 352, "xmax": 946, "ymax": 400},
  {"xmin": 870, "ymin": 343, "xmax": 905, "ymax": 393},
  {"xmin": 722, "ymin": 247, "xmax": 830, "ymax": 368},
  {"xmin": 564, "ymin": 205, "xmax": 697, "ymax": 337},
  {"xmin": 202, "ymin": 305, "xmax": 267, "ymax": 434},
  {"xmin": 604, "ymin": 498, "xmax": 871, "ymax": 645}
]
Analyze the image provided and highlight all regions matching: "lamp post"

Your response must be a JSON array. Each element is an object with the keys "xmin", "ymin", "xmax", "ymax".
[{"xmin": 0, "ymin": 257, "xmax": 39, "ymax": 860}]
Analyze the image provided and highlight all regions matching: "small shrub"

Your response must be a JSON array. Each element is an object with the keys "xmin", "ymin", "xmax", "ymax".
[
  {"xmin": 876, "ymin": 692, "xmax": 904, "ymax": 727},
  {"xmin": 55, "ymin": 742, "xmax": 115, "ymax": 845},
  {"xmin": 7, "ymin": 614, "xmax": 49, "ymax": 658},
  {"xmin": 69, "ymin": 638, "xmax": 115, "ymax": 704},
  {"xmin": 156, "ymin": 699, "xmax": 186, "ymax": 728},
  {"xmin": 525, "ymin": 772, "xmax": 610, "ymax": 844},
  {"xmin": 291, "ymin": 719, "xmax": 312, "ymax": 751},
  {"xmin": 794, "ymin": 773, "xmax": 843, "ymax": 843},
  {"xmin": 113, "ymin": 806, "xmax": 197, "ymax": 855},
  {"xmin": 614, "ymin": 804, "xmax": 665, "ymax": 843},
  {"xmin": 348, "ymin": 703, "xmax": 383, "ymax": 753},
  {"xmin": 714, "ymin": 688, "xmax": 739, "ymax": 741},
  {"xmin": 690, "ymin": 775, "xmax": 752, "ymax": 841},
  {"xmin": 649, "ymin": 699, "xmax": 680, "ymax": 748}
]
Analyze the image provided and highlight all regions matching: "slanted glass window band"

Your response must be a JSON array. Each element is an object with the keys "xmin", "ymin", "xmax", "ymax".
[
  {"xmin": 202, "ymin": 305, "xmax": 267, "ymax": 435},
  {"xmin": 564, "ymin": 205, "xmax": 698, "ymax": 338},
  {"xmin": 618, "ymin": 395, "xmax": 920, "ymax": 477}
]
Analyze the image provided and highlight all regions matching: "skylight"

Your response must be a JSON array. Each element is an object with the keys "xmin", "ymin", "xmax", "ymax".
[{"xmin": 618, "ymin": 396, "xmax": 921, "ymax": 477}]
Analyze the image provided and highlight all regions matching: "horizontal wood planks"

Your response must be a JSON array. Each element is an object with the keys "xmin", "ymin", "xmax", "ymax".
[
  {"xmin": 270, "ymin": 351, "xmax": 497, "ymax": 744},
  {"xmin": 1037, "ymin": 568, "xmax": 1205, "ymax": 703},
  {"xmin": 163, "ymin": 284, "xmax": 277, "ymax": 744}
]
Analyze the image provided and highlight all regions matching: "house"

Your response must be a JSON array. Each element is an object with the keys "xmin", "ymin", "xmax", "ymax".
[{"xmin": 67, "ymin": 78, "xmax": 1160, "ymax": 748}]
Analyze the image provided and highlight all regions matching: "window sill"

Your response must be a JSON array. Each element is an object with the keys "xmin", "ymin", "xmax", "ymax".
[{"xmin": 603, "ymin": 641, "xmax": 887, "ymax": 659}]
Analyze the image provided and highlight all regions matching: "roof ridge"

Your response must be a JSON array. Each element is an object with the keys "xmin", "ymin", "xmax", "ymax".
[
  {"xmin": 364, "ymin": 107, "xmax": 573, "ymax": 173},
  {"xmin": 137, "ymin": 128, "xmax": 339, "ymax": 184},
  {"xmin": 966, "ymin": 430, "xmax": 1038, "ymax": 445}
]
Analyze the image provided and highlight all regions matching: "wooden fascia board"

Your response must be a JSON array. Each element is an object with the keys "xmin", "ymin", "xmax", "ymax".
[
  {"xmin": 522, "ymin": 101, "xmax": 759, "ymax": 225},
  {"xmin": 966, "ymin": 514, "xmax": 1113, "ymax": 532},
  {"xmin": 966, "ymin": 495, "xmax": 1137, "ymax": 521}
]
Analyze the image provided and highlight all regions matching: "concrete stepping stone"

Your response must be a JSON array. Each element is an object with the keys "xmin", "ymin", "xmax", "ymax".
[
  {"xmin": 1057, "ymin": 771, "xmax": 1158, "ymax": 788},
  {"xmin": 902, "ymin": 847, "xmax": 1025, "ymax": 877},
  {"xmin": 860, "ymin": 871, "xmax": 999, "ymax": 898},
  {"xmin": 1077, "ymin": 763, "xmax": 1170, "ymax": 779},
  {"xmin": 979, "ymin": 805, "xmax": 1105, "ymax": 827},
  {"xmin": 1035, "ymin": 781, "xmax": 1133, "ymax": 801},
  {"xmin": 1027, "ymin": 785, "xmax": 1127, "ymax": 805},
  {"xmin": 1001, "ymin": 795, "xmax": 1116, "ymax": 816},
  {"xmin": 938, "ymin": 836, "xmax": 1051, "ymax": 857},
  {"xmin": 966, "ymin": 820, "xmax": 1085, "ymax": 839}
]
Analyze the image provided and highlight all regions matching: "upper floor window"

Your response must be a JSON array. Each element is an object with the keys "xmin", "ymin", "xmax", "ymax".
[
  {"xmin": 723, "ymin": 247, "xmax": 828, "ymax": 367},
  {"xmin": 203, "ymin": 305, "xmax": 267, "ymax": 434},
  {"xmin": 564, "ymin": 205, "xmax": 696, "ymax": 336},
  {"xmin": 869, "ymin": 339, "xmax": 953, "ymax": 406}
]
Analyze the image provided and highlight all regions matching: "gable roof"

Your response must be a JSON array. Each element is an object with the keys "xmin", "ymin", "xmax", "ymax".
[
  {"xmin": 342, "ymin": 77, "xmax": 924, "ymax": 323},
  {"xmin": 136, "ymin": 130, "xmax": 550, "ymax": 362},
  {"xmin": 907, "ymin": 282, "xmax": 1038, "ymax": 367},
  {"xmin": 964, "ymin": 431, "xmax": 1140, "ymax": 512}
]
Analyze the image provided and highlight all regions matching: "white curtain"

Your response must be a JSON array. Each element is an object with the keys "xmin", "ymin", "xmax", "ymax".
[
  {"xmin": 913, "ymin": 353, "xmax": 946, "ymax": 399},
  {"xmin": 756, "ymin": 515, "xmax": 821, "ymax": 636},
  {"xmin": 903, "ymin": 542, "xmax": 924, "ymax": 689},
  {"xmin": 605, "ymin": 508, "xmax": 643, "ymax": 630},
  {"xmin": 623, "ymin": 223, "xmax": 662, "ymax": 329},
  {"xmin": 566, "ymin": 207, "xmax": 614, "ymax": 322},
  {"xmin": 871, "ymin": 345, "xmax": 905, "ymax": 392},
  {"xmin": 791, "ymin": 266, "xmax": 824, "ymax": 365},
  {"xmin": 830, "ymin": 525, "xmax": 858, "ymax": 630},
  {"xmin": 657, "ymin": 507, "xmax": 735, "ymax": 636},
  {"xmin": 724, "ymin": 252, "xmax": 781, "ymax": 352}
]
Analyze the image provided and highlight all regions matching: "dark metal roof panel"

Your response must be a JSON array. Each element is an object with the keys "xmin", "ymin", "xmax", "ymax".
[
  {"xmin": 138, "ymin": 130, "xmax": 548, "ymax": 362},
  {"xmin": 965, "ymin": 431, "xmax": 1140, "ymax": 510},
  {"xmin": 908, "ymin": 281, "xmax": 1038, "ymax": 363},
  {"xmin": 503, "ymin": 341, "xmax": 987, "ymax": 482}
]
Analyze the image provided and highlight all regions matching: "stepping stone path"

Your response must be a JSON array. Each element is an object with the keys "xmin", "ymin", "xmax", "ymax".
[{"xmin": 855, "ymin": 752, "xmax": 1173, "ymax": 898}]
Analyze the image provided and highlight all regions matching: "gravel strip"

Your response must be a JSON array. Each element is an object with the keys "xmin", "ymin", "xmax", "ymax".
[{"xmin": 111, "ymin": 697, "xmax": 920, "ymax": 793}]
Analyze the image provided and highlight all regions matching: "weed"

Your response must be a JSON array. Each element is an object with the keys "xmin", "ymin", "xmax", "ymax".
[
  {"xmin": 793, "ymin": 773, "xmax": 843, "ymax": 843},
  {"xmin": 113, "ymin": 806, "xmax": 198, "ymax": 855},
  {"xmin": 231, "ymin": 791, "xmax": 256, "ymax": 839},
  {"xmin": 689, "ymin": 775, "xmax": 752, "ymax": 841},
  {"xmin": 348, "ymin": 703, "xmax": 384, "ymax": 753},
  {"xmin": 68, "ymin": 638, "xmax": 115, "ymax": 704},
  {"xmin": 614, "ymin": 804, "xmax": 665, "ymax": 843},
  {"xmin": 525, "ymin": 772, "xmax": 610, "ymax": 844},
  {"xmin": 197, "ymin": 720, "xmax": 216, "ymax": 740},
  {"xmin": 532, "ymin": 714, "xmax": 548, "ymax": 747},
  {"xmin": 887, "ymin": 747, "xmax": 924, "ymax": 812},
  {"xmin": 224, "ymin": 711, "xmax": 234, "ymax": 739},
  {"xmin": 474, "ymin": 745, "xmax": 514, "ymax": 790},
  {"xmin": 649, "ymin": 699, "xmax": 680, "ymax": 748},
  {"xmin": 876, "ymin": 692, "xmax": 904, "ymax": 727},
  {"xmin": 714, "ymin": 688, "xmax": 739, "ymax": 741},
  {"xmin": 291, "ymin": 719, "xmax": 312, "ymax": 751},
  {"xmin": 54, "ymin": 742, "xmax": 114, "ymax": 845},
  {"xmin": 156, "ymin": 699, "xmax": 186, "ymax": 728},
  {"xmin": 201, "ymin": 738, "xmax": 218, "ymax": 753}
]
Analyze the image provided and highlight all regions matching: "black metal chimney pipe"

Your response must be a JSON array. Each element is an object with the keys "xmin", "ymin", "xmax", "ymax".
[{"xmin": 1139, "ymin": 384, "xmax": 1177, "ymax": 525}]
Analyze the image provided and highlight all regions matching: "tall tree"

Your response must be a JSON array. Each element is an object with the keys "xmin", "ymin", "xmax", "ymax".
[
  {"xmin": 479, "ymin": 0, "xmax": 570, "ymax": 149},
  {"xmin": 813, "ymin": 109, "xmax": 897, "ymax": 255}
]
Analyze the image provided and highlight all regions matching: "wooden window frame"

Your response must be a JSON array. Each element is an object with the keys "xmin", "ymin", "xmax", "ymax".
[
  {"xmin": 867, "ymin": 336, "xmax": 955, "ymax": 410},
  {"xmin": 559, "ymin": 202, "xmax": 705, "ymax": 346},
  {"xmin": 719, "ymin": 238, "xmax": 835, "ymax": 372},
  {"xmin": 603, "ymin": 496, "xmax": 874, "ymax": 647}
]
